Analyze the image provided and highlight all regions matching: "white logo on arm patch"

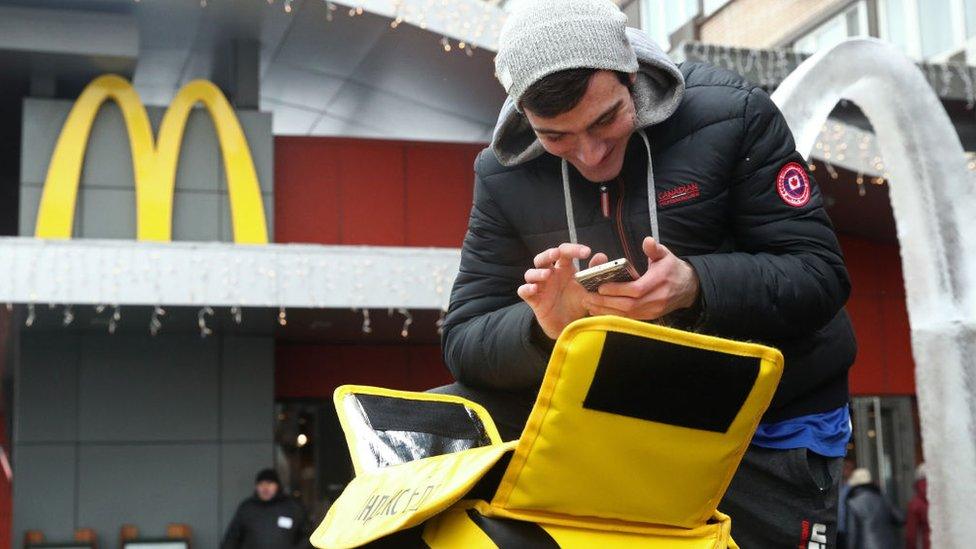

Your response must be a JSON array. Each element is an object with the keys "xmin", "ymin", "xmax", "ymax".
[{"xmin": 776, "ymin": 162, "xmax": 812, "ymax": 207}]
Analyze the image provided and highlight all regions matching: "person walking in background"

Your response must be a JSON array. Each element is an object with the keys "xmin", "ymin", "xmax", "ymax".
[
  {"xmin": 221, "ymin": 468, "xmax": 312, "ymax": 549},
  {"xmin": 845, "ymin": 468, "xmax": 903, "ymax": 549},
  {"xmin": 836, "ymin": 456, "xmax": 856, "ymax": 549},
  {"xmin": 905, "ymin": 463, "xmax": 930, "ymax": 549}
]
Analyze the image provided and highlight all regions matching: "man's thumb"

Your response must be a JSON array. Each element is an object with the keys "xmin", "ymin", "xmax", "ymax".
[{"xmin": 643, "ymin": 237, "xmax": 667, "ymax": 262}]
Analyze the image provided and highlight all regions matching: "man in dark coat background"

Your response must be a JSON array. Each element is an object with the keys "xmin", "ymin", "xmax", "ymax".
[
  {"xmin": 435, "ymin": 0, "xmax": 857, "ymax": 546},
  {"xmin": 221, "ymin": 468, "xmax": 312, "ymax": 549},
  {"xmin": 845, "ymin": 468, "xmax": 903, "ymax": 549}
]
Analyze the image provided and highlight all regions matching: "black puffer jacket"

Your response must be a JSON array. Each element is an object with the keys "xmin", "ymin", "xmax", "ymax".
[{"xmin": 442, "ymin": 45, "xmax": 856, "ymax": 422}]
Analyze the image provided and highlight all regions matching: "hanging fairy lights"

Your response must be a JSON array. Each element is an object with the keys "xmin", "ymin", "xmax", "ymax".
[
  {"xmin": 10, "ymin": 303, "xmax": 434, "ymax": 338},
  {"xmin": 132, "ymin": 0, "xmax": 502, "ymax": 55},
  {"xmin": 0, "ymin": 240, "xmax": 459, "ymax": 337},
  {"xmin": 198, "ymin": 306, "xmax": 215, "ymax": 338},
  {"xmin": 360, "ymin": 308, "xmax": 372, "ymax": 334},
  {"xmin": 398, "ymin": 308, "xmax": 412, "ymax": 338},
  {"xmin": 25, "ymin": 303, "xmax": 35, "ymax": 328},
  {"xmin": 62, "ymin": 304, "xmax": 75, "ymax": 327},
  {"xmin": 150, "ymin": 306, "xmax": 166, "ymax": 336},
  {"xmin": 684, "ymin": 42, "xmax": 976, "ymax": 197},
  {"xmin": 108, "ymin": 305, "xmax": 121, "ymax": 335}
]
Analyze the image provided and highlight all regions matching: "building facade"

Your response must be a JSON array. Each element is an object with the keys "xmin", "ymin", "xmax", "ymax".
[{"xmin": 0, "ymin": 0, "xmax": 968, "ymax": 546}]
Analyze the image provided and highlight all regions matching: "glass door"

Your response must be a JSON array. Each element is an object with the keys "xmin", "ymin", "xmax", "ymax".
[{"xmin": 850, "ymin": 396, "xmax": 918, "ymax": 509}]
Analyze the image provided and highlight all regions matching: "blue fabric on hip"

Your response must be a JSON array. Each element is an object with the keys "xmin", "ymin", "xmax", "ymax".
[{"xmin": 751, "ymin": 405, "xmax": 851, "ymax": 457}]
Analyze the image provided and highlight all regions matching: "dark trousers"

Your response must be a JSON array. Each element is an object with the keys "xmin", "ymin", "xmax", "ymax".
[{"xmin": 430, "ymin": 382, "xmax": 843, "ymax": 548}]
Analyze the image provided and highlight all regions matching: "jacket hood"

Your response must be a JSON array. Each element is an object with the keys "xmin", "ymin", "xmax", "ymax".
[{"xmin": 490, "ymin": 27, "xmax": 684, "ymax": 167}]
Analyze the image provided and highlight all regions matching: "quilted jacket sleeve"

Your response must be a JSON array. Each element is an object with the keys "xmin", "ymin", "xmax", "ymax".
[
  {"xmin": 440, "ymin": 152, "xmax": 550, "ymax": 390},
  {"xmin": 685, "ymin": 87, "xmax": 851, "ymax": 340}
]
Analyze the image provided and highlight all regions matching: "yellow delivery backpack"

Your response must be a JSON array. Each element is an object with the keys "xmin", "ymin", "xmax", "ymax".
[{"xmin": 311, "ymin": 316, "xmax": 784, "ymax": 548}]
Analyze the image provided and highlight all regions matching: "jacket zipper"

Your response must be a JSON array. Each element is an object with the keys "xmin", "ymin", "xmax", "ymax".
[{"xmin": 614, "ymin": 177, "xmax": 641, "ymax": 280}]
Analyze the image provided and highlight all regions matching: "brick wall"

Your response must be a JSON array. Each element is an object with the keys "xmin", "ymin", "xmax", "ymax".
[{"xmin": 699, "ymin": 0, "xmax": 849, "ymax": 48}]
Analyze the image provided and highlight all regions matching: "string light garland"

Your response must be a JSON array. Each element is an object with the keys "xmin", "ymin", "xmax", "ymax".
[
  {"xmin": 7, "ymin": 302, "xmax": 434, "ymax": 339},
  {"xmin": 684, "ymin": 43, "xmax": 976, "ymax": 196},
  {"xmin": 150, "ymin": 306, "xmax": 166, "ymax": 336},
  {"xmin": 198, "ymin": 306, "xmax": 215, "ymax": 338},
  {"xmin": 0, "ymin": 241, "xmax": 457, "ymax": 308},
  {"xmin": 807, "ymin": 118, "xmax": 976, "ymax": 196},
  {"xmin": 25, "ymin": 303, "xmax": 35, "ymax": 328},
  {"xmin": 231, "ymin": 305, "xmax": 243, "ymax": 324},
  {"xmin": 62, "ymin": 304, "xmax": 74, "ymax": 327},
  {"xmin": 361, "ymin": 308, "xmax": 372, "ymax": 334},
  {"xmin": 0, "ymin": 240, "xmax": 459, "ymax": 339},
  {"xmin": 108, "ymin": 305, "xmax": 121, "ymax": 335},
  {"xmin": 130, "ymin": 0, "xmax": 500, "ymax": 56},
  {"xmin": 398, "ymin": 307, "xmax": 413, "ymax": 338}
]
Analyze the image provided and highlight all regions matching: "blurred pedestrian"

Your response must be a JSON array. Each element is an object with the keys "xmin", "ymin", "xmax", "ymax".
[
  {"xmin": 837, "ymin": 456, "xmax": 856, "ymax": 549},
  {"xmin": 845, "ymin": 468, "xmax": 903, "ymax": 549},
  {"xmin": 905, "ymin": 463, "xmax": 930, "ymax": 549},
  {"xmin": 221, "ymin": 468, "xmax": 312, "ymax": 549}
]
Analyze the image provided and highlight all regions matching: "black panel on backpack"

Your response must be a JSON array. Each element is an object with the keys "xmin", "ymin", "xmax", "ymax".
[
  {"xmin": 583, "ymin": 331, "xmax": 760, "ymax": 433},
  {"xmin": 356, "ymin": 394, "xmax": 487, "ymax": 440}
]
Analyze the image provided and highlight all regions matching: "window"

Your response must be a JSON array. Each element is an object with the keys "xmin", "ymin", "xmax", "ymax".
[
  {"xmin": 966, "ymin": 0, "xmax": 976, "ymax": 38},
  {"xmin": 880, "ymin": 0, "xmax": 911, "ymax": 53},
  {"xmin": 879, "ymin": 0, "xmax": 976, "ymax": 60},
  {"xmin": 917, "ymin": 0, "xmax": 955, "ymax": 57},
  {"xmin": 703, "ymin": 0, "xmax": 731, "ymax": 17},
  {"xmin": 641, "ymin": 0, "xmax": 699, "ymax": 51},
  {"xmin": 794, "ymin": 2, "xmax": 869, "ymax": 54}
]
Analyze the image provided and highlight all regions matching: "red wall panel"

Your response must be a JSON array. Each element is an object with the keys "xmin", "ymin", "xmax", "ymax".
[
  {"xmin": 275, "ymin": 344, "xmax": 453, "ymax": 399},
  {"xmin": 881, "ymin": 295, "xmax": 915, "ymax": 394},
  {"xmin": 274, "ymin": 138, "xmax": 342, "ymax": 244},
  {"xmin": 845, "ymin": 295, "xmax": 885, "ymax": 394},
  {"xmin": 839, "ymin": 236, "xmax": 915, "ymax": 396},
  {"xmin": 337, "ymin": 141, "xmax": 407, "ymax": 246},
  {"xmin": 404, "ymin": 143, "xmax": 478, "ymax": 247},
  {"xmin": 274, "ymin": 136, "xmax": 481, "ymax": 247}
]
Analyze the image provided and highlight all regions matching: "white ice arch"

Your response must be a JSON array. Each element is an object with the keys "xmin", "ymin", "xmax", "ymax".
[{"xmin": 772, "ymin": 38, "xmax": 976, "ymax": 548}]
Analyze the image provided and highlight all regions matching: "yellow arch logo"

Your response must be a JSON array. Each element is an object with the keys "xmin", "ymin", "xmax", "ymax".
[{"xmin": 35, "ymin": 74, "xmax": 269, "ymax": 244}]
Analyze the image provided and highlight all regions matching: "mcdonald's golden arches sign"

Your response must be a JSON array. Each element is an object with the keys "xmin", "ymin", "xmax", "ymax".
[{"xmin": 35, "ymin": 74, "xmax": 269, "ymax": 244}]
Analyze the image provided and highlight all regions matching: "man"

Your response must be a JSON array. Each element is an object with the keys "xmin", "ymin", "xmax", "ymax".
[
  {"xmin": 845, "ymin": 468, "xmax": 903, "ymax": 548},
  {"xmin": 436, "ymin": 0, "xmax": 857, "ymax": 546},
  {"xmin": 221, "ymin": 468, "xmax": 311, "ymax": 549}
]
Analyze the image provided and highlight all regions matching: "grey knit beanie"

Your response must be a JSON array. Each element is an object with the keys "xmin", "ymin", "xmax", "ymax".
[{"xmin": 495, "ymin": 0, "xmax": 639, "ymax": 108}]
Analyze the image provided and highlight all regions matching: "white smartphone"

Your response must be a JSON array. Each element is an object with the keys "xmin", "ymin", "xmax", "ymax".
[{"xmin": 574, "ymin": 258, "xmax": 635, "ymax": 292}]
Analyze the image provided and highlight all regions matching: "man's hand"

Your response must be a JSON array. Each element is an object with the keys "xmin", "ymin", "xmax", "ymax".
[
  {"xmin": 517, "ymin": 243, "xmax": 599, "ymax": 340},
  {"xmin": 583, "ymin": 237, "xmax": 699, "ymax": 321}
]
